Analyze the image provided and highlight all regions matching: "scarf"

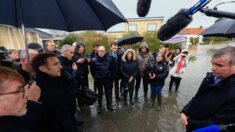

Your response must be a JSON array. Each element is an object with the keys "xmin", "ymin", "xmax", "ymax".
[{"xmin": 175, "ymin": 57, "xmax": 184, "ymax": 73}]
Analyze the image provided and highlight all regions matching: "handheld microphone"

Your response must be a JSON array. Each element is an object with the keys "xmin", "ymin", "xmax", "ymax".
[
  {"xmin": 157, "ymin": 0, "xmax": 211, "ymax": 41},
  {"xmin": 192, "ymin": 125, "xmax": 220, "ymax": 132},
  {"xmin": 193, "ymin": 123, "xmax": 235, "ymax": 132},
  {"xmin": 200, "ymin": 8, "xmax": 235, "ymax": 19},
  {"xmin": 137, "ymin": 0, "xmax": 152, "ymax": 17}
]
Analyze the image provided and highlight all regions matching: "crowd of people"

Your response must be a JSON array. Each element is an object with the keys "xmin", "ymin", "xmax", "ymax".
[
  {"xmin": 0, "ymin": 40, "xmax": 187, "ymax": 131},
  {"xmin": 1, "ymin": 39, "xmax": 234, "ymax": 132}
]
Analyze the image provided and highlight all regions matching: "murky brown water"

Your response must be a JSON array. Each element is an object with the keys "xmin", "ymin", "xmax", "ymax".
[{"xmin": 78, "ymin": 42, "xmax": 235, "ymax": 132}]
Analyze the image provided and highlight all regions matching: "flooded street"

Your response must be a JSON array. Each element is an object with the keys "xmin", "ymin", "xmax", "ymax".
[{"xmin": 78, "ymin": 42, "xmax": 235, "ymax": 132}]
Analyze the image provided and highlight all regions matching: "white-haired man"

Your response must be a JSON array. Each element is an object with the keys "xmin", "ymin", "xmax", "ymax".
[
  {"xmin": 59, "ymin": 44, "xmax": 77, "ymax": 80},
  {"xmin": 17, "ymin": 49, "xmax": 38, "ymax": 83},
  {"xmin": 90, "ymin": 46, "xmax": 113, "ymax": 114}
]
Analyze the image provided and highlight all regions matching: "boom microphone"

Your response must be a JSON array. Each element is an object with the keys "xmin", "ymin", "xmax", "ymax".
[
  {"xmin": 157, "ymin": 0, "xmax": 211, "ymax": 41},
  {"xmin": 157, "ymin": 9, "xmax": 192, "ymax": 41},
  {"xmin": 200, "ymin": 8, "xmax": 235, "ymax": 19},
  {"xmin": 137, "ymin": 0, "xmax": 152, "ymax": 17}
]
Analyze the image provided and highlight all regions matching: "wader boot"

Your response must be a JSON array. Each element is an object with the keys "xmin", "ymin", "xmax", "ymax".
[
  {"xmin": 156, "ymin": 95, "xmax": 162, "ymax": 111},
  {"xmin": 129, "ymin": 89, "xmax": 134, "ymax": 105},
  {"xmin": 97, "ymin": 96, "xmax": 103, "ymax": 114},
  {"xmin": 134, "ymin": 89, "xmax": 139, "ymax": 100},
  {"xmin": 150, "ymin": 93, "xmax": 155, "ymax": 108},
  {"xmin": 107, "ymin": 96, "xmax": 114, "ymax": 112},
  {"xmin": 123, "ymin": 90, "xmax": 128, "ymax": 106}
]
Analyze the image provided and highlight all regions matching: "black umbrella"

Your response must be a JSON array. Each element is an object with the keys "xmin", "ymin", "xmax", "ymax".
[
  {"xmin": 200, "ymin": 18, "xmax": 235, "ymax": 38},
  {"xmin": 0, "ymin": 0, "xmax": 126, "ymax": 82},
  {"xmin": 0, "ymin": 0, "xmax": 127, "ymax": 31},
  {"xmin": 117, "ymin": 34, "xmax": 144, "ymax": 46},
  {"xmin": 27, "ymin": 43, "xmax": 43, "ymax": 53}
]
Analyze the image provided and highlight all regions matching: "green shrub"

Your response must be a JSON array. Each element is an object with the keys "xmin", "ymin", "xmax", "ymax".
[
  {"xmin": 60, "ymin": 31, "xmax": 109, "ymax": 53},
  {"xmin": 189, "ymin": 37, "xmax": 199, "ymax": 45},
  {"xmin": 202, "ymin": 37, "xmax": 230, "ymax": 44}
]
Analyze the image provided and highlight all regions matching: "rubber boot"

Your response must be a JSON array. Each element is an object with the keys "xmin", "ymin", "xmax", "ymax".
[
  {"xmin": 129, "ymin": 89, "xmax": 134, "ymax": 105},
  {"xmin": 97, "ymin": 96, "xmax": 103, "ymax": 114},
  {"xmin": 134, "ymin": 89, "xmax": 139, "ymax": 100},
  {"xmin": 144, "ymin": 87, "xmax": 149, "ymax": 101},
  {"xmin": 107, "ymin": 96, "xmax": 114, "ymax": 112},
  {"xmin": 175, "ymin": 84, "xmax": 179, "ymax": 92},
  {"xmin": 150, "ymin": 93, "xmax": 155, "ymax": 108},
  {"xmin": 156, "ymin": 95, "xmax": 162, "ymax": 111},
  {"xmin": 123, "ymin": 90, "xmax": 128, "ymax": 106}
]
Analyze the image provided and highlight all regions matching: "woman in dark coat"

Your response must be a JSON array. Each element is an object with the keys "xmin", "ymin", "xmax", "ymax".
[
  {"xmin": 74, "ymin": 41, "xmax": 90, "ymax": 90},
  {"xmin": 120, "ymin": 49, "xmax": 138, "ymax": 106},
  {"xmin": 146, "ymin": 52, "xmax": 169, "ymax": 111}
]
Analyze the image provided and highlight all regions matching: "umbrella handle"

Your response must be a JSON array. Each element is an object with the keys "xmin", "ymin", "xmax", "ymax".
[
  {"xmin": 17, "ymin": 0, "xmax": 33, "ymax": 82},
  {"xmin": 21, "ymin": 24, "xmax": 33, "ymax": 82}
]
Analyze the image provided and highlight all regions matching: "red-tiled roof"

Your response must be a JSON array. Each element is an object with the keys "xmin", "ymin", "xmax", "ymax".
[{"xmin": 178, "ymin": 27, "xmax": 204, "ymax": 35}]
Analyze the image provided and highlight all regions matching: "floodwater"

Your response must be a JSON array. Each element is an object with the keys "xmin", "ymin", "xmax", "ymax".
[{"xmin": 78, "ymin": 42, "xmax": 235, "ymax": 132}]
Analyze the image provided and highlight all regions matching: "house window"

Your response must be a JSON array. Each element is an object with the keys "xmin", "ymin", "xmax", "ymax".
[
  {"xmin": 147, "ymin": 24, "xmax": 157, "ymax": 31},
  {"xmin": 108, "ymin": 23, "xmax": 125, "ymax": 32},
  {"xmin": 128, "ymin": 24, "xmax": 137, "ymax": 32}
]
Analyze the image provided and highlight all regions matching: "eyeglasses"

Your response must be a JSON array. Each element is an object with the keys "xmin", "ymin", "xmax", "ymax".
[
  {"xmin": 98, "ymin": 50, "xmax": 105, "ymax": 52},
  {"xmin": 0, "ymin": 85, "xmax": 25, "ymax": 97}
]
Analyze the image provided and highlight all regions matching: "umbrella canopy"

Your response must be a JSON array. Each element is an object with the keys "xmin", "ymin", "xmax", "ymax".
[
  {"xmin": 117, "ymin": 34, "xmax": 144, "ymax": 46},
  {"xmin": 161, "ymin": 35, "xmax": 187, "ymax": 44},
  {"xmin": 200, "ymin": 18, "xmax": 235, "ymax": 38},
  {"xmin": 0, "ymin": 0, "xmax": 127, "ymax": 31},
  {"xmin": 27, "ymin": 43, "xmax": 43, "ymax": 53}
]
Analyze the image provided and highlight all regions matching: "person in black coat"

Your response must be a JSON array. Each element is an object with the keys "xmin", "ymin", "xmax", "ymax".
[
  {"xmin": 16, "ymin": 49, "xmax": 43, "ymax": 131},
  {"xmin": 31, "ymin": 53, "xmax": 79, "ymax": 132},
  {"xmin": 108, "ymin": 43, "xmax": 122, "ymax": 101},
  {"xmin": 74, "ymin": 41, "xmax": 90, "ymax": 90},
  {"xmin": 90, "ymin": 43, "xmax": 100, "ymax": 59},
  {"xmin": 44, "ymin": 40, "xmax": 61, "ymax": 56},
  {"xmin": 7, "ymin": 49, "xmax": 20, "ymax": 66},
  {"xmin": 59, "ymin": 44, "xmax": 77, "ymax": 81},
  {"xmin": 146, "ymin": 52, "xmax": 169, "ymax": 111},
  {"xmin": 90, "ymin": 46, "xmax": 113, "ymax": 114},
  {"xmin": 0, "ymin": 116, "xmax": 32, "ymax": 132},
  {"xmin": 90, "ymin": 44, "xmax": 100, "ymax": 93},
  {"xmin": 0, "ymin": 66, "xmax": 31, "ymax": 132},
  {"xmin": 17, "ymin": 49, "xmax": 38, "ymax": 83},
  {"xmin": 120, "ymin": 49, "xmax": 138, "ymax": 106},
  {"xmin": 180, "ymin": 46, "xmax": 235, "ymax": 132}
]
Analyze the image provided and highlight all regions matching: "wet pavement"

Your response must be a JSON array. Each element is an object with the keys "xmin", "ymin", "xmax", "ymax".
[{"xmin": 78, "ymin": 42, "xmax": 235, "ymax": 132}]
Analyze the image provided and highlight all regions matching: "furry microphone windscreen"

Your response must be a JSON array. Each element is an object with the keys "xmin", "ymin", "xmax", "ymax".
[
  {"xmin": 157, "ymin": 9, "xmax": 192, "ymax": 41},
  {"xmin": 137, "ymin": 0, "xmax": 152, "ymax": 17}
]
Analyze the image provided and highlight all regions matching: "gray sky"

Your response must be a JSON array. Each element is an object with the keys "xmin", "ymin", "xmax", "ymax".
[
  {"xmin": 41, "ymin": 0, "xmax": 234, "ymax": 34},
  {"xmin": 111, "ymin": 0, "xmax": 234, "ymax": 28}
]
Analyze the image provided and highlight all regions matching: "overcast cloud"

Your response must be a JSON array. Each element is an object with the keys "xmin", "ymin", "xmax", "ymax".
[{"xmin": 110, "ymin": 0, "xmax": 234, "ymax": 30}]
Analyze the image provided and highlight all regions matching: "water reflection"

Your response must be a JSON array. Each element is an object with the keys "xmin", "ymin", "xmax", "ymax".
[{"xmin": 78, "ymin": 43, "xmax": 235, "ymax": 132}]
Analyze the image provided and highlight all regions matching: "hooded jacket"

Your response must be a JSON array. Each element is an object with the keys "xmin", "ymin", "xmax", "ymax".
[
  {"xmin": 137, "ymin": 42, "xmax": 154, "ymax": 77},
  {"xmin": 120, "ymin": 49, "xmax": 139, "ymax": 81}
]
